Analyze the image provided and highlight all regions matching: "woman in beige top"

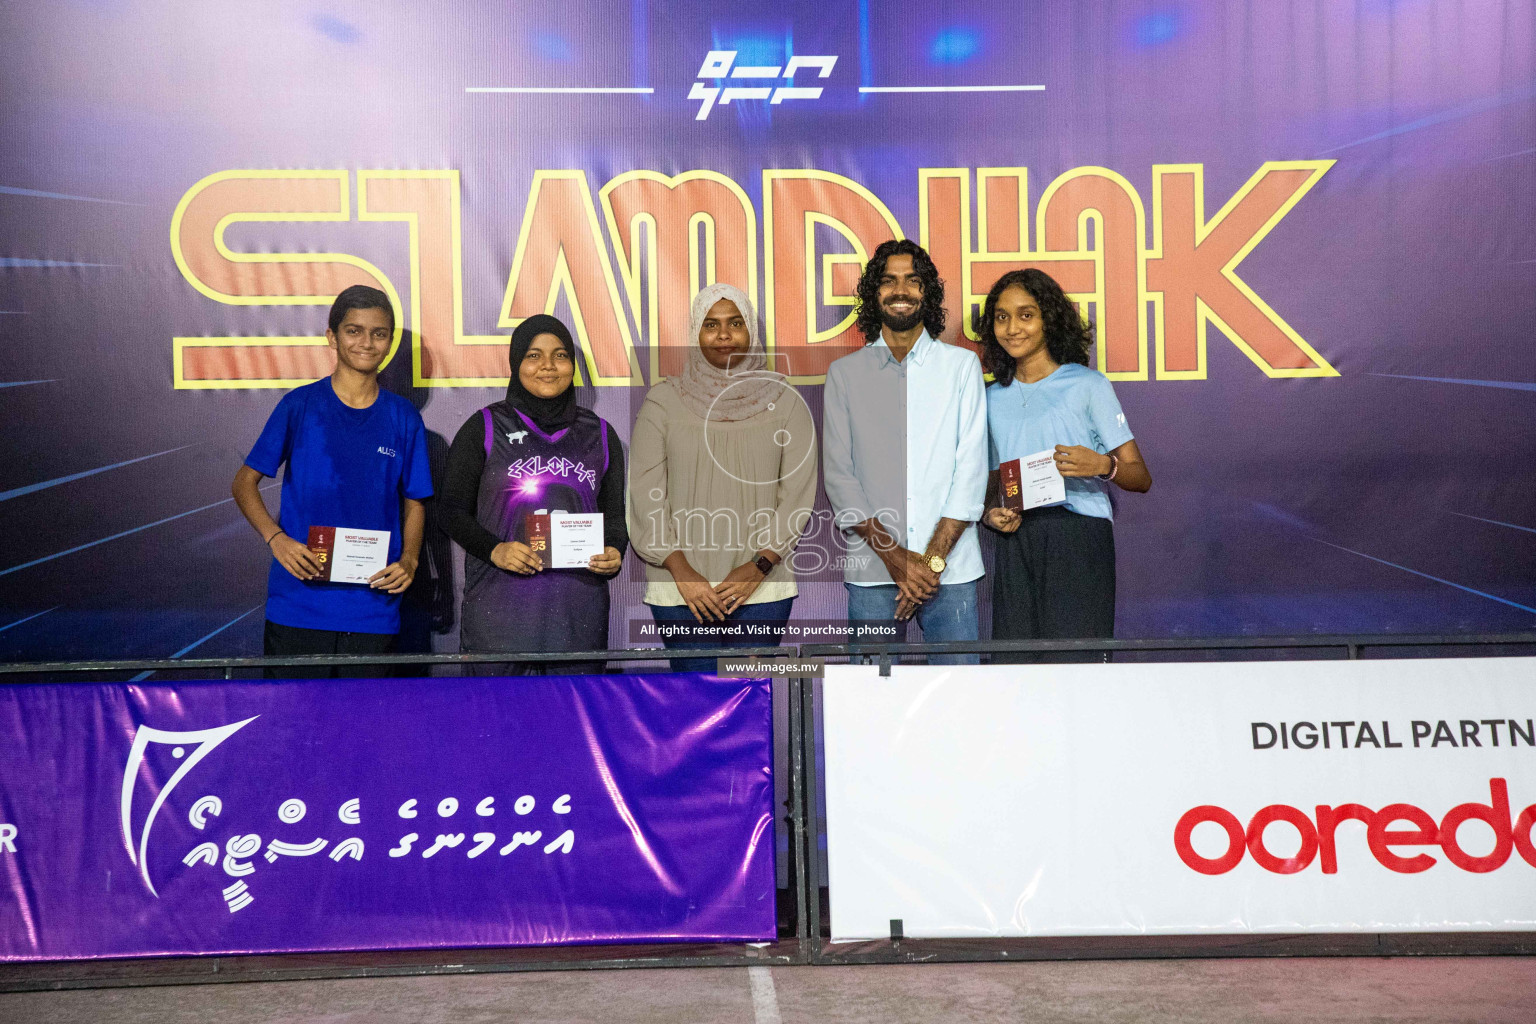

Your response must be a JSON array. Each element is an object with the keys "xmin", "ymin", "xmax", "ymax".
[{"xmin": 627, "ymin": 282, "xmax": 818, "ymax": 670}]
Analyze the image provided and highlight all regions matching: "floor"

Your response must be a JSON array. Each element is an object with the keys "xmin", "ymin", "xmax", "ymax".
[{"xmin": 2, "ymin": 957, "xmax": 1534, "ymax": 1024}]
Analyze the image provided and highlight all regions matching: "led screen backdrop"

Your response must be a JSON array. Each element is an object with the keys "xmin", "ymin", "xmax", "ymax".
[{"xmin": 0, "ymin": 1, "xmax": 1532, "ymax": 661}]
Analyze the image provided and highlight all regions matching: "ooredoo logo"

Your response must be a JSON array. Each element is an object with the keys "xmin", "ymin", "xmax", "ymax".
[{"xmin": 1174, "ymin": 778, "xmax": 1536, "ymax": 875}]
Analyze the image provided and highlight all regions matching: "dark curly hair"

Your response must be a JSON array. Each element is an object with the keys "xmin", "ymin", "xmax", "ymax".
[
  {"xmin": 975, "ymin": 269, "xmax": 1093, "ymax": 385},
  {"xmin": 854, "ymin": 239, "xmax": 947, "ymax": 344}
]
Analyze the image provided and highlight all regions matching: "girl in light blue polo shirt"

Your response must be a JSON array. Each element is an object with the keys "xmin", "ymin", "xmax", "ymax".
[{"xmin": 979, "ymin": 269, "xmax": 1151, "ymax": 658}]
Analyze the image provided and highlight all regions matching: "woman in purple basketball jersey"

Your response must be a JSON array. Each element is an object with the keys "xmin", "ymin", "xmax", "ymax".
[{"xmin": 441, "ymin": 315, "xmax": 627, "ymax": 673}]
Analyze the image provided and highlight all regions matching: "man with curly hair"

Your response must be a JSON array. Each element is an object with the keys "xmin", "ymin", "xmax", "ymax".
[{"xmin": 821, "ymin": 239, "xmax": 988, "ymax": 663}]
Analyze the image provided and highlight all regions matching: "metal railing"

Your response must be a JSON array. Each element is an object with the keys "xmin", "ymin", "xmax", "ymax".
[
  {"xmin": 0, "ymin": 645, "xmax": 796, "ymax": 680},
  {"xmin": 802, "ymin": 631, "xmax": 1536, "ymax": 672},
  {"xmin": 0, "ymin": 632, "xmax": 1532, "ymax": 989}
]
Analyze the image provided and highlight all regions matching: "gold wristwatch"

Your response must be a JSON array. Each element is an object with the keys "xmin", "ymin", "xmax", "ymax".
[{"xmin": 926, "ymin": 553, "xmax": 946, "ymax": 574}]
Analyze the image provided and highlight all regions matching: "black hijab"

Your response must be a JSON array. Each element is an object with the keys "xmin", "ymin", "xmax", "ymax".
[{"xmin": 504, "ymin": 314, "xmax": 578, "ymax": 432}]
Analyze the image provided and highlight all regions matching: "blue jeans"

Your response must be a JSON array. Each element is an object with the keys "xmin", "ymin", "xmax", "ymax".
[
  {"xmin": 649, "ymin": 598, "xmax": 795, "ymax": 673},
  {"xmin": 844, "ymin": 580, "xmax": 980, "ymax": 665}
]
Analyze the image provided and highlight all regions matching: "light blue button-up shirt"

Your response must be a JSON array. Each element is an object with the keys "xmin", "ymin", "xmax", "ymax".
[{"xmin": 822, "ymin": 330, "xmax": 988, "ymax": 586}]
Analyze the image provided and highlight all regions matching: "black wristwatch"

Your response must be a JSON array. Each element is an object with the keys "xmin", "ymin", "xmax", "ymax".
[{"xmin": 753, "ymin": 554, "xmax": 775, "ymax": 577}]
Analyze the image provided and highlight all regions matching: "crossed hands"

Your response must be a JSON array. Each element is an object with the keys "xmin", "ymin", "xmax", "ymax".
[
  {"xmin": 673, "ymin": 560, "xmax": 766, "ymax": 624},
  {"xmin": 881, "ymin": 547, "xmax": 940, "ymax": 622}
]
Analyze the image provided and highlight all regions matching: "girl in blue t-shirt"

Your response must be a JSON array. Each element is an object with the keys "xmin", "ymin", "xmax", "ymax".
[{"xmin": 978, "ymin": 269, "xmax": 1151, "ymax": 659}]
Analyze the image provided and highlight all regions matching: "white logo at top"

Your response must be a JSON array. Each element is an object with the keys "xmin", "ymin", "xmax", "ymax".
[{"xmin": 689, "ymin": 51, "xmax": 836, "ymax": 121}]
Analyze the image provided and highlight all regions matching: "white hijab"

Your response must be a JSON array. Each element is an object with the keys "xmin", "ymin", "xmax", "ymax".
[{"xmin": 674, "ymin": 283, "xmax": 782, "ymax": 422}]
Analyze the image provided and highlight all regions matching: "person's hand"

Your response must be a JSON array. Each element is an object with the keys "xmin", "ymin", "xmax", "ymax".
[
  {"xmin": 588, "ymin": 546, "xmax": 623, "ymax": 576},
  {"xmin": 895, "ymin": 593, "xmax": 920, "ymax": 621},
  {"xmin": 1053, "ymin": 444, "xmax": 1111, "ymax": 478},
  {"xmin": 271, "ymin": 533, "xmax": 322, "ymax": 581},
  {"xmin": 883, "ymin": 548, "xmax": 939, "ymax": 606},
  {"xmin": 713, "ymin": 562, "xmax": 765, "ymax": 614},
  {"xmin": 369, "ymin": 554, "xmax": 418, "ymax": 594},
  {"xmin": 984, "ymin": 507, "xmax": 1022, "ymax": 533},
  {"xmin": 491, "ymin": 541, "xmax": 542, "ymax": 575},
  {"xmin": 670, "ymin": 560, "xmax": 730, "ymax": 623}
]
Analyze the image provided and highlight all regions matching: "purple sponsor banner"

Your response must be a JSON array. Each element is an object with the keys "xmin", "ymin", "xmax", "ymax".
[{"xmin": 0, "ymin": 672, "xmax": 776, "ymax": 960}]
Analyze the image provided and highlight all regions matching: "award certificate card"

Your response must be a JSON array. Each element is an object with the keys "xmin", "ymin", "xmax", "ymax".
[
  {"xmin": 308, "ymin": 526, "xmax": 390, "ymax": 584},
  {"xmin": 998, "ymin": 451, "xmax": 1067, "ymax": 512},
  {"xmin": 549, "ymin": 512, "xmax": 604, "ymax": 569}
]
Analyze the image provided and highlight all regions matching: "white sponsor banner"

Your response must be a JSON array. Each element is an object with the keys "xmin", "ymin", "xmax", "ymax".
[{"xmin": 823, "ymin": 658, "xmax": 1536, "ymax": 940}]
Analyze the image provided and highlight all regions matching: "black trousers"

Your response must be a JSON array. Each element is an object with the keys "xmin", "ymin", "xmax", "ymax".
[
  {"xmin": 991, "ymin": 506, "xmax": 1115, "ymax": 664},
  {"xmin": 262, "ymin": 620, "xmax": 396, "ymax": 679}
]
